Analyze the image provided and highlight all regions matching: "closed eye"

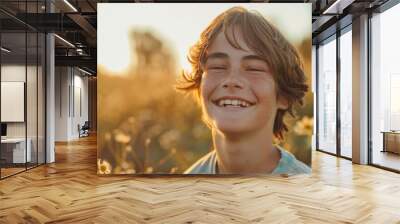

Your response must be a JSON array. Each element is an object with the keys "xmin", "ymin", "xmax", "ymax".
[
  {"xmin": 210, "ymin": 66, "xmax": 227, "ymax": 70},
  {"xmin": 206, "ymin": 64, "xmax": 228, "ymax": 71},
  {"xmin": 246, "ymin": 67, "xmax": 265, "ymax": 72}
]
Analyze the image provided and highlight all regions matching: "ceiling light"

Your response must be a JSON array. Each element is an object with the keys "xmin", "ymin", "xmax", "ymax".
[
  {"xmin": 63, "ymin": 0, "xmax": 78, "ymax": 12},
  {"xmin": 1, "ymin": 47, "xmax": 11, "ymax": 53},
  {"xmin": 78, "ymin": 67, "xmax": 93, "ymax": 76},
  {"xmin": 76, "ymin": 48, "xmax": 85, "ymax": 55},
  {"xmin": 323, "ymin": 0, "xmax": 355, "ymax": 15},
  {"xmin": 323, "ymin": 0, "xmax": 341, "ymax": 14},
  {"xmin": 54, "ymin": 34, "xmax": 75, "ymax": 48}
]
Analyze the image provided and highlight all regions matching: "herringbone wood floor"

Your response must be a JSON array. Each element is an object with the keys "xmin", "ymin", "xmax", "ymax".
[{"xmin": 1, "ymin": 135, "xmax": 400, "ymax": 223}]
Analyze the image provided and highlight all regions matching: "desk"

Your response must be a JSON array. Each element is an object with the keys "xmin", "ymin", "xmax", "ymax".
[
  {"xmin": 1, "ymin": 138, "xmax": 31, "ymax": 163},
  {"xmin": 381, "ymin": 131, "xmax": 400, "ymax": 154}
]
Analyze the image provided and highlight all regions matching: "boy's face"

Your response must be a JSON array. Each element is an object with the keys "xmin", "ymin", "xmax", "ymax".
[{"xmin": 200, "ymin": 31, "xmax": 287, "ymax": 136}]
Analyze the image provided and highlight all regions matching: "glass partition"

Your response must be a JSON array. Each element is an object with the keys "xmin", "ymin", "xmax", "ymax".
[
  {"xmin": 38, "ymin": 32, "xmax": 45, "ymax": 165},
  {"xmin": 0, "ymin": 1, "xmax": 46, "ymax": 179},
  {"xmin": 1, "ymin": 31, "xmax": 28, "ymax": 178},
  {"xmin": 27, "ymin": 31, "xmax": 38, "ymax": 169}
]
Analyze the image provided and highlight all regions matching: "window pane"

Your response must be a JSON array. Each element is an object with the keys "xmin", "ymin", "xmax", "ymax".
[
  {"xmin": 340, "ymin": 29, "xmax": 352, "ymax": 158},
  {"xmin": 318, "ymin": 37, "xmax": 337, "ymax": 154},
  {"xmin": 371, "ymin": 3, "xmax": 400, "ymax": 171}
]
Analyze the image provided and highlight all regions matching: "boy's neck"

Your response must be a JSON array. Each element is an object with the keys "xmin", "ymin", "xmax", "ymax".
[{"xmin": 212, "ymin": 128, "xmax": 281, "ymax": 174}]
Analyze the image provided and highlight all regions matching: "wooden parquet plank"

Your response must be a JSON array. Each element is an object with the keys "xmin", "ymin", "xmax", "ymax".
[{"xmin": 1, "ymin": 135, "xmax": 400, "ymax": 223}]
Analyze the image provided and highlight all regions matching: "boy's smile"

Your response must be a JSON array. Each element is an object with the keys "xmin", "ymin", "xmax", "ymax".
[
  {"xmin": 199, "ymin": 30, "xmax": 288, "ymax": 136},
  {"xmin": 210, "ymin": 95, "xmax": 255, "ymax": 117},
  {"xmin": 212, "ymin": 95, "xmax": 255, "ymax": 107}
]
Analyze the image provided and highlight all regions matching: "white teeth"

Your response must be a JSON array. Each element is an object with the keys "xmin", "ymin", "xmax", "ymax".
[
  {"xmin": 241, "ymin": 101, "xmax": 249, "ymax": 107},
  {"xmin": 215, "ymin": 99, "xmax": 252, "ymax": 108}
]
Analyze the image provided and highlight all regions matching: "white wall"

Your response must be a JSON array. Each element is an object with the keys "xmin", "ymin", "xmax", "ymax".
[
  {"xmin": 55, "ymin": 67, "xmax": 89, "ymax": 141},
  {"xmin": 1, "ymin": 65, "xmax": 36, "ymax": 138},
  {"xmin": 1, "ymin": 65, "xmax": 26, "ymax": 134},
  {"xmin": 55, "ymin": 66, "xmax": 69, "ymax": 141}
]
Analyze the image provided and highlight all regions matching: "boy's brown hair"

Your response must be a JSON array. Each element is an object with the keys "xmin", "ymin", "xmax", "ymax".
[{"xmin": 176, "ymin": 6, "xmax": 308, "ymax": 140}]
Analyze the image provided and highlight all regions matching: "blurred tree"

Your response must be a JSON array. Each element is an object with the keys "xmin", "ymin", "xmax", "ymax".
[{"xmin": 130, "ymin": 30, "xmax": 177, "ymax": 79}]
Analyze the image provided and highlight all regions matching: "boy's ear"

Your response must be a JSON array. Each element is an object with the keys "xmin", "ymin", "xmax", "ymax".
[{"xmin": 277, "ymin": 95, "xmax": 289, "ymax": 110}]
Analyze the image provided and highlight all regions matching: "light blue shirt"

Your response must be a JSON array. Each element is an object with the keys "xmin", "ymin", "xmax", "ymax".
[{"xmin": 184, "ymin": 146, "xmax": 311, "ymax": 175}]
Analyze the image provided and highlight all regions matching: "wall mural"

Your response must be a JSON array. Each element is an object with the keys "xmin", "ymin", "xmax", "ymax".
[{"xmin": 97, "ymin": 3, "xmax": 313, "ymax": 175}]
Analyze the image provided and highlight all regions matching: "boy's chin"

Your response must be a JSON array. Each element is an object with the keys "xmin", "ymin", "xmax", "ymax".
[{"xmin": 213, "ymin": 122, "xmax": 254, "ymax": 136}]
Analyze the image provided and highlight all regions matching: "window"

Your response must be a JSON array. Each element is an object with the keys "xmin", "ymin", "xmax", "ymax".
[
  {"xmin": 370, "ymin": 3, "xmax": 400, "ymax": 171},
  {"xmin": 339, "ymin": 28, "xmax": 352, "ymax": 158},
  {"xmin": 317, "ymin": 36, "xmax": 337, "ymax": 154}
]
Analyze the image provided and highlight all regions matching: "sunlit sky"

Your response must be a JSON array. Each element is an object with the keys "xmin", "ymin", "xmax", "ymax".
[{"xmin": 98, "ymin": 3, "xmax": 311, "ymax": 74}]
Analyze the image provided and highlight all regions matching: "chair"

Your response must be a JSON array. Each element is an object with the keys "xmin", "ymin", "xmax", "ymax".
[{"xmin": 79, "ymin": 121, "xmax": 90, "ymax": 138}]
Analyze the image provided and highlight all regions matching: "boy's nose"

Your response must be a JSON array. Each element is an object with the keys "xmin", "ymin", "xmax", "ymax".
[
  {"xmin": 222, "ymin": 69, "xmax": 244, "ymax": 89},
  {"xmin": 222, "ymin": 80, "xmax": 242, "ymax": 89}
]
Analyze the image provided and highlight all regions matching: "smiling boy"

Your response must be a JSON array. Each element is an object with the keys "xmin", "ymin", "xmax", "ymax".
[{"xmin": 178, "ymin": 6, "xmax": 311, "ymax": 175}]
